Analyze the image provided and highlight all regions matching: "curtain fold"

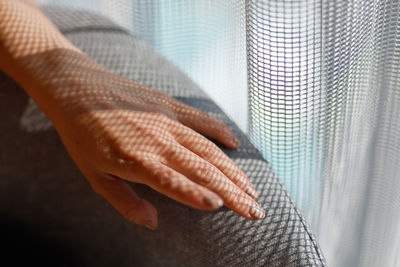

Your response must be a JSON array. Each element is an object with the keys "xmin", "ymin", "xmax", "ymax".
[
  {"xmin": 247, "ymin": 1, "xmax": 400, "ymax": 266},
  {"xmin": 37, "ymin": 0, "xmax": 400, "ymax": 266}
]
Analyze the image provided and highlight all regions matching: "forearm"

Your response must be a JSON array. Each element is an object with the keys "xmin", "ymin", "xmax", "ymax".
[
  {"xmin": 0, "ymin": 0, "xmax": 99, "ymax": 122},
  {"xmin": 0, "ymin": 0, "xmax": 81, "ymax": 68}
]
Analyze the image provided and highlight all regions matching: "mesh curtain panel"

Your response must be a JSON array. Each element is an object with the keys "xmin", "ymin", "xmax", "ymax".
[
  {"xmin": 37, "ymin": 0, "xmax": 400, "ymax": 266},
  {"xmin": 247, "ymin": 1, "xmax": 400, "ymax": 266}
]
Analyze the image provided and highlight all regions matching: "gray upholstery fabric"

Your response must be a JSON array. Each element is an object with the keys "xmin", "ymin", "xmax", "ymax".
[{"xmin": 0, "ymin": 6, "xmax": 326, "ymax": 266}]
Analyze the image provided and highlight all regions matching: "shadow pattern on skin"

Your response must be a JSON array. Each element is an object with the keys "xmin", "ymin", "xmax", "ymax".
[{"xmin": 18, "ymin": 48, "xmax": 264, "ymax": 230}]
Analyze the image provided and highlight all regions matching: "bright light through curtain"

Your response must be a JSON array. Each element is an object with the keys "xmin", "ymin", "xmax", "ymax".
[{"xmin": 38, "ymin": 0, "xmax": 400, "ymax": 266}]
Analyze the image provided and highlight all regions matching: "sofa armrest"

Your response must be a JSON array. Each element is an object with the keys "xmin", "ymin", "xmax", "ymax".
[{"xmin": 0, "ymin": 5, "xmax": 326, "ymax": 266}]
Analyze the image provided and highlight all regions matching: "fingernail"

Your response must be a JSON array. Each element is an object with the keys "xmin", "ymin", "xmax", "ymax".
[
  {"xmin": 245, "ymin": 183, "xmax": 259, "ymax": 199},
  {"xmin": 249, "ymin": 204, "xmax": 265, "ymax": 220},
  {"xmin": 203, "ymin": 195, "xmax": 224, "ymax": 209},
  {"xmin": 232, "ymin": 136, "xmax": 241, "ymax": 147},
  {"xmin": 143, "ymin": 219, "xmax": 156, "ymax": 231}
]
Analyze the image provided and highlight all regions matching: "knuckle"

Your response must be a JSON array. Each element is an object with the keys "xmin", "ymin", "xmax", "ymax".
[
  {"xmin": 145, "ymin": 126, "xmax": 173, "ymax": 146},
  {"xmin": 158, "ymin": 170, "xmax": 176, "ymax": 189},
  {"xmin": 162, "ymin": 143, "xmax": 180, "ymax": 159},
  {"xmin": 204, "ymin": 141, "xmax": 219, "ymax": 157},
  {"xmin": 195, "ymin": 164, "xmax": 215, "ymax": 187},
  {"xmin": 181, "ymin": 183, "xmax": 196, "ymax": 197},
  {"xmin": 159, "ymin": 175, "xmax": 173, "ymax": 188},
  {"xmin": 113, "ymin": 148, "xmax": 142, "ymax": 167},
  {"xmin": 236, "ymin": 175, "xmax": 248, "ymax": 189},
  {"xmin": 145, "ymin": 161, "xmax": 164, "ymax": 177},
  {"xmin": 229, "ymin": 188, "xmax": 244, "ymax": 206},
  {"xmin": 145, "ymin": 162, "xmax": 177, "ymax": 189},
  {"xmin": 154, "ymin": 136, "xmax": 171, "ymax": 149}
]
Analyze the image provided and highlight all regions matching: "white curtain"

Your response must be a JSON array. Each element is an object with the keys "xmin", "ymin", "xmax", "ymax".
[{"xmin": 38, "ymin": 1, "xmax": 400, "ymax": 266}]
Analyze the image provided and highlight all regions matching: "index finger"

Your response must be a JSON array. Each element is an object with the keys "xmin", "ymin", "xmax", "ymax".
[
  {"xmin": 160, "ymin": 142, "xmax": 265, "ymax": 220},
  {"xmin": 170, "ymin": 122, "xmax": 259, "ymax": 199}
]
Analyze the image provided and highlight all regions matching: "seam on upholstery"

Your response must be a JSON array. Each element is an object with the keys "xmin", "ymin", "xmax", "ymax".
[{"xmin": 61, "ymin": 26, "xmax": 131, "ymax": 36}]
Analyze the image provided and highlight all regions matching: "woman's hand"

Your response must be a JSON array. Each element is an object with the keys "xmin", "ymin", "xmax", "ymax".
[
  {"xmin": 0, "ymin": 0, "xmax": 264, "ymax": 231},
  {"xmin": 34, "ymin": 49, "xmax": 264, "ymax": 231}
]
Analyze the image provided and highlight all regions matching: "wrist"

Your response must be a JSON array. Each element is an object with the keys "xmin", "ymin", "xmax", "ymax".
[
  {"xmin": 0, "ymin": 0, "xmax": 86, "ymax": 122},
  {"xmin": 18, "ymin": 49, "xmax": 108, "ymax": 124}
]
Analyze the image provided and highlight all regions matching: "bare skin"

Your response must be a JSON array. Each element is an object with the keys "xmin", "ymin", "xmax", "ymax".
[{"xmin": 0, "ymin": 0, "xmax": 265, "ymax": 231}]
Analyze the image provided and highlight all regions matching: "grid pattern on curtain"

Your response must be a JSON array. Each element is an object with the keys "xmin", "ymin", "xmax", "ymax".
[
  {"xmin": 36, "ymin": 0, "xmax": 400, "ymax": 266},
  {"xmin": 247, "ymin": 0, "xmax": 322, "ymax": 216},
  {"xmin": 247, "ymin": 1, "xmax": 400, "ymax": 266}
]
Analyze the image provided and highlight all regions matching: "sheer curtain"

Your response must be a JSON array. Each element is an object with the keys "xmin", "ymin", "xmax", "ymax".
[{"xmin": 38, "ymin": 0, "xmax": 400, "ymax": 266}]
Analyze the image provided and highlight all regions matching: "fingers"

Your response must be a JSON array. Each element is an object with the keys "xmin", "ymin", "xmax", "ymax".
[
  {"xmin": 85, "ymin": 170, "xmax": 158, "ymax": 231},
  {"xmin": 171, "ymin": 101, "xmax": 241, "ymax": 149},
  {"xmin": 174, "ymin": 126, "xmax": 259, "ymax": 199},
  {"xmin": 114, "ymin": 158, "xmax": 224, "ymax": 211},
  {"xmin": 160, "ymin": 143, "xmax": 265, "ymax": 220}
]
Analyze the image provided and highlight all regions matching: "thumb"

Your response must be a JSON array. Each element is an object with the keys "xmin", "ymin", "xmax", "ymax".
[{"xmin": 86, "ymin": 171, "xmax": 158, "ymax": 231}]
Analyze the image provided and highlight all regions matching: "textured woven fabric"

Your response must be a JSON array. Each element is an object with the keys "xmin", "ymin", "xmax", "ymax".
[
  {"xmin": 246, "ymin": 1, "xmax": 400, "ymax": 266},
  {"xmin": 0, "ymin": 6, "xmax": 325, "ymax": 266}
]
